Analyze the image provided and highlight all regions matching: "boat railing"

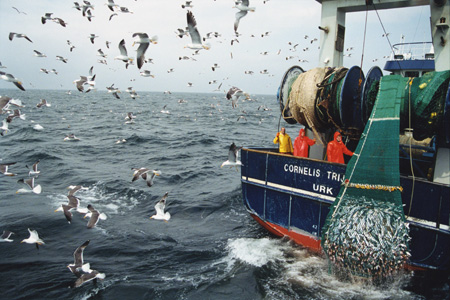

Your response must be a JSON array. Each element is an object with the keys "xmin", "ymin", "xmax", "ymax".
[{"xmin": 389, "ymin": 42, "xmax": 434, "ymax": 61}]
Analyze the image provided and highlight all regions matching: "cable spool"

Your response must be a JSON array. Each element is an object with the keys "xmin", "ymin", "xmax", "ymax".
[
  {"xmin": 289, "ymin": 67, "xmax": 330, "ymax": 145},
  {"xmin": 339, "ymin": 66, "xmax": 366, "ymax": 132},
  {"xmin": 278, "ymin": 65, "xmax": 304, "ymax": 124},
  {"xmin": 361, "ymin": 66, "xmax": 383, "ymax": 126}
]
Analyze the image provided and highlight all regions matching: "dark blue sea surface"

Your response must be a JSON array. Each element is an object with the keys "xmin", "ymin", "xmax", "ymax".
[{"xmin": 0, "ymin": 89, "xmax": 448, "ymax": 300}]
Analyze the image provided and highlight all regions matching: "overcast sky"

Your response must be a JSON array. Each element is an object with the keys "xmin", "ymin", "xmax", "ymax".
[{"xmin": 0, "ymin": 0, "xmax": 432, "ymax": 95}]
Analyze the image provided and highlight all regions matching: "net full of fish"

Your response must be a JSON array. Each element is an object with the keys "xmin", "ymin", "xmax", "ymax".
[{"xmin": 322, "ymin": 196, "xmax": 411, "ymax": 279}]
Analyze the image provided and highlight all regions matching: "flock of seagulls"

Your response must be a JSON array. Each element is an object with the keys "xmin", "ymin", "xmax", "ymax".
[{"xmin": 0, "ymin": 0, "xmax": 262, "ymax": 291}]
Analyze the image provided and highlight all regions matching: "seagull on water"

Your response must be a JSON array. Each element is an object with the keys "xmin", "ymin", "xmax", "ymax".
[
  {"xmin": 150, "ymin": 192, "xmax": 171, "ymax": 221},
  {"xmin": 85, "ymin": 204, "xmax": 107, "ymax": 229},
  {"xmin": 1, "ymin": 230, "xmax": 14, "ymax": 242},
  {"xmin": 226, "ymin": 86, "xmax": 249, "ymax": 108},
  {"xmin": 132, "ymin": 33, "xmax": 158, "ymax": 69},
  {"xmin": 1, "ymin": 120, "xmax": 9, "ymax": 136},
  {"xmin": 0, "ymin": 71, "xmax": 25, "ymax": 91},
  {"xmin": 64, "ymin": 133, "xmax": 80, "ymax": 141},
  {"xmin": 233, "ymin": 0, "xmax": 255, "ymax": 33},
  {"xmin": 16, "ymin": 177, "xmax": 42, "ymax": 194},
  {"xmin": 221, "ymin": 142, "xmax": 243, "ymax": 170},
  {"xmin": 185, "ymin": 11, "xmax": 211, "ymax": 50},
  {"xmin": 21, "ymin": 228, "xmax": 45, "ymax": 249},
  {"xmin": 0, "ymin": 162, "xmax": 17, "ymax": 176}
]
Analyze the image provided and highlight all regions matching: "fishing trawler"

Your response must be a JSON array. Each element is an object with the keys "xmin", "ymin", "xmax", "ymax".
[{"xmin": 241, "ymin": 0, "xmax": 449, "ymax": 273}]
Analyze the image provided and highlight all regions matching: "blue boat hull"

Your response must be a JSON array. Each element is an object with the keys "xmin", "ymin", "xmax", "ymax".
[{"xmin": 241, "ymin": 148, "xmax": 450, "ymax": 271}]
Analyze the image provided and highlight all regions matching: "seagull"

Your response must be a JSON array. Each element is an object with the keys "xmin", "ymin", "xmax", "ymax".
[
  {"xmin": 131, "ymin": 168, "xmax": 161, "ymax": 187},
  {"xmin": 118, "ymin": 6, "xmax": 133, "ymax": 13},
  {"xmin": 33, "ymin": 50, "xmax": 47, "ymax": 57},
  {"xmin": 36, "ymin": 99, "xmax": 51, "ymax": 108},
  {"xmin": 1, "ymin": 230, "xmax": 14, "ymax": 242},
  {"xmin": 73, "ymin": 76, "xmax": 87, "ymax": 92},
  {"xmin": 140, "ymin": 70, "xmax": 154, "ymax": 78},
  {"xmin": 1, "ymin": 120, "xmax": 9, "ymax": 135},
  {"xmin": 52, "ymin": 18, "xmax": 67, "ymax": 27},
  {"xmin": 55, "ymin": 194, "xmax": 88, "ymax": 223},
  {"xmin": 85, "ymin": 204, "xmax": 107, "ymax": 229},
  {"xmin": 115, "ymin": 39, "xmax": 133, "ymax": 68},
  {"xmin": 160, "ymin": 105, "xmax": 170, "ymax": 114},
  {"xmin": 89, "ymin": 33, "xmax": 98, "ymax": 44},
  {"xmin": 72, "ymin": 269, "xmax": 105, "ymax": 288},
  {"xmin": 21, "ymin": 228, "xmax": 45, "ymax": 249},
  {"xmin": 12, "ymin": 7, "xmax": 27, "ymax": 15},
  {"xmin": 56, "ymin": 55, "xmax": 68, "ymax": 63},
  {"xmin": 175, "ymin": 28, "xmax": 189, "ymax": 38},
  {"xmin": 233, "ymin": 0, "xmax": 255, "ymax": 33},
  {"xmin": 0, "ymin": 71, "xmax": 25, "ymax": 91},
  {"xmin": 16, "ymin": 177, "xmax": 42, "ymax": 194},
  {"xmin": 41, "ymin": 13, "xmax": 53, "ymax": 24},
  {"xmin": 132, "ymin": 33, "xmax": 157, "ymax": 69},
  {"xmin": 226, "ymin": 87, "xmax": 249, "ymax": 108},
  {"xmin": 6, "ymin": 109, "xmax": 26, "ymax": 123},
  {"xmin": 211, "ymin": 63, "xmax": 220, "ymax": 71},
  {"xmin": 26, "ymin": 160, "xmax": 40, "ymax": 176},
  {"xmin": 9, "ymin": 32, "xmax": 33, "ymax": 43},
  {"xmin": 64, "ymin": 133, "xmax": 80, "ymax": 141},
  {"xmin": 125, "ymin": 112, "xmax": 136, "ymax": 123},
  {"xmin": 0, "ymin": 162, "xmax": 16, "ymax": 176},
  {"xmin": 181, "ymin": 1, "xmax": 193, "ymax": 9},
  {"xmin": 105, "ymin": 0, "xmax": 119, "ymax": 11},
  {"xmin": 150, "ymin": 192, "xmax": 171, "ymax": 221},
  {"xmin": 0, "ymin": 61, "xmax": 6, "ymax": 68},
  {"xmin": 97, "ymin": 48, "xmax": 107, "ymax": 58},
  {"xmin": 185, "ymin": 11, "xmax": 211, "ymax": 50},
  {"xmin": 68, "ymin": 240, "xmax": 90, "ymax": 277},
  {"xmin": 221, "ymin": 142, "xmax": 243, "ymax": 169},
  {"xmin": 67, "ymin": 185, "xmax": 88, "ymax": 196}
]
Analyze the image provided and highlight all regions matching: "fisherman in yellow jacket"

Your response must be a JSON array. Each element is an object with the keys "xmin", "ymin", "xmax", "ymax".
[{"xmin": 273, "ymin": 127, "xmax": 294, "ymax": 154}]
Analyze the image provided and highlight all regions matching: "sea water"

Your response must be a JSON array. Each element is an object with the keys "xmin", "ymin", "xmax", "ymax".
[{"xmin": 0, "ymin": 89, "xmax": 448, "ymax": 300}]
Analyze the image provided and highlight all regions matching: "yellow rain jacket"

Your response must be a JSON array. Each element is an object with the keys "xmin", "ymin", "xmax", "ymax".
[{"xmin": 273, "ymin": 133, "xmax": 294, "ymax": 154}]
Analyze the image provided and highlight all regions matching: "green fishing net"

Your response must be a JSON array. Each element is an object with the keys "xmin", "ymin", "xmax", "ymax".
[{"xmin": 321, "ymin": 74, "xmax": 411, "ymax": 279}]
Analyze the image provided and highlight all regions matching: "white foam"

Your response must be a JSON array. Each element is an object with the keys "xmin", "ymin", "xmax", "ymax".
[{"xmin": 226, "ymin": 237, "xmax": 287, "ymax": 267}]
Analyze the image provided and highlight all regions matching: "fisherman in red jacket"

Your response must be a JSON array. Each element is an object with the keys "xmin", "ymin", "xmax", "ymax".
[
  {"xmin": 326, "ymin": 131, "xmax": 354, "ymax": 164},
  {"xmin": 293, "ymin": 128, "xmax": 316, "ymax": 157}
]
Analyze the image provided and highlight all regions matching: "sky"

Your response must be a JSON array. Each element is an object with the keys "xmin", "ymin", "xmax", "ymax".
[{"xmin": 0, "ymin": 0, "xmax": 432, "ymax": 95}]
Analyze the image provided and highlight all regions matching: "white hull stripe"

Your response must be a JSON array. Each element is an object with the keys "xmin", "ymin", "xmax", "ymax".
[
  {"xmin": 242, "ymin": 176, "xmax": 336, "ymax": 201},
  {"xmin": 242, "ymin": 176, "xmax": 450, "ymax": 232}
]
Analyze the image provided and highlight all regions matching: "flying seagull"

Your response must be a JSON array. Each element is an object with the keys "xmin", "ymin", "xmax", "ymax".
[
  {"xmin": 132, "ymin": 33, "xmax": 157, "ymax": 69},
  {"xmin": 221, "ymin": 142, "xmax": 243, "ymax": 170},
  {"xmin": 0, "ymin": 71, "xmax": 25, "ymax": 91},
  {"xmin": 16, "ymin": 177, "xmax": 42, "ymax": 194},
  {"xmin": 9, "ymin": 32, "xmax": 33, "ymax": 43},
  {"xmin": 115, "ymin": 39, "xmax": 133, "ymax": 68},
  {"xmin": 226, "ymin": 86, "xmax": 249, "ymax": 108},
  {"xmin": 26, "ymin": 160, "xmax": 40, "ymax": 176},
  {"xmin": 150, "ymin": 192, "xmax": 171, "ymax": 221},
  {"xmin": 68, "ymin": 240, "xmax": 106, "ymax": 288},
  {"xmin": 233, "ymin": 0, "xmax": 255, "ymax": 33},
  {"xmin": 185, "ymin": 11, "xmax": 210, "ymax": 50},
  {"xmin": 68, "ymin": 240, "xmax": 91, "ymax": 277},
  {"xmin": 21, "ymin": 228, "xmax": 45, "ymax": 249},
  {"xmin": 1, "ymin": 230, "xmax": 14, "ymax": 242},
  {"xmin": 85, "ymin": 204, "xmax": 107, "ymax": 229},
  {"xmin": 0, "ymin": 162, "xmax": 17, "ymax": 176}
]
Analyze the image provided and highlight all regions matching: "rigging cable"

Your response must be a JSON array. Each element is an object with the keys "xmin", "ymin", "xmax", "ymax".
[{"xmin": 370, "ymin": 3, "xmax": 404, "ymax": 72}]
